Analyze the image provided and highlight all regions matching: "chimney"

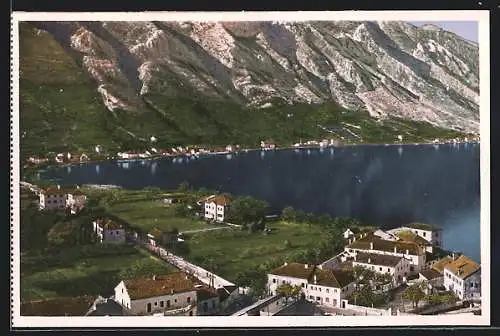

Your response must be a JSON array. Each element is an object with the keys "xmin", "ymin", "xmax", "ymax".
[
  {"xmin": 152, "ymin": 275, "xmax": 156, "ymax": 281},
  {"xmin": 368, "ymin": 258, "xmax": 371, "ymax": 264},
  {"xmin": 406, "ymin": 249, "xmax": 409, "ymax": 255},
  {"xmin": 370, "ymin": 242, "xmax": 374, "ymax": 250},
  {"xmin": 394, "ymin": 246, "xmax": 397, "ymax": 253},
  {"xmin": 354, "ymin": 254, "xmax": 357, "ymax": 261},
  {"xmin": 353, "ymin": 236, "xmax": 356, "ymax": 242},
  {"xmin": 349, "ymin": 238, "xmax": 352, "ymax": 245},
  {"xmin": 304, "ymin": 264, "xmax": 309, "ymax": 269},
  {"xmin": 57, "ymin": 184, "xmax": 61, "ymax": 190},
  {"xmin": 313, "ymin": 275, "xmax": 317, "ymax": 284}
]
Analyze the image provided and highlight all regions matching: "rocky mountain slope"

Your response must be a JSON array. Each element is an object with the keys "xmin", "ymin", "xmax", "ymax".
[{"xmin": 19, "ymin": 21, "xmax": 477, "ymax": 156}]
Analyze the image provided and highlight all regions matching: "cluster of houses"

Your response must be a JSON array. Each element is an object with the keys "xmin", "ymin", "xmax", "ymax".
[
  {"xmin": 266, "ymin": 222, "xmax": 481, "ymax": 310},
  {"xmin": 25, "ymin": 152, "xmax": 91, "ymax": 166},
  {"xmin": 22, "ymin": 271, "xmax": 237, "ymax": 317}
]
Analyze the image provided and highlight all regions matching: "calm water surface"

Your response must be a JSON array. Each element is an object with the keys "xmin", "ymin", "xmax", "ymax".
[{"xmin": 40, "ymin": 143, "xmax": 481, "ymax": 262}]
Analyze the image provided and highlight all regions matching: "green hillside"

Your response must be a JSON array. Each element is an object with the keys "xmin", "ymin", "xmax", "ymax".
[{"xmin": 19, "ymin": 22, "xmax": 467, "ymax": 162}]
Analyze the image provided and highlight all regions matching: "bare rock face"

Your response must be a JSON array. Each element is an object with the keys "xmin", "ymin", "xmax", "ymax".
[{"xmin": 29, "ymin": 20, "xmax": 480, "ymax": 133}]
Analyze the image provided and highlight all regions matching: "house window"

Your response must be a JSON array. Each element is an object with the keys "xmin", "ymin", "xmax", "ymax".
[
  {"xmin": 316, "ymin": 297, "xmax": 320, "ymax": 301},
  {"xmin": 423, "ymin": 232, "xmax": 427, "ymax": 237},
  {"xmin": 121, "ymin": 288, "xmax": 124, "ymax": 293},
  {"xmin": 334, "ymin": 289, "xmax": 337, "ymax": 293},
  {"xmin": 189, "ymin": 311, "xmax": 193, "ymax": 316},
  {"xmin": 273, "ymin": 279, "xmax": 276, "ymax": 283},
  {"xmin": 147, "ymin": 303, "xmax": 152, "ymax": 313},
  {"xmin": 319, "ymin": 288, "xmax": 322, "ymax": 292},
  {"xmin": 326, "ymin": 289, "xmax": 329, "ymax": 293},
  {"xmin": 309, "ymin": 295, "xmax": 314, "ymax": 299},
  {"xmin": 174, "ymin": 299, "xmax": 177, "ymax": 303},
  {"xmin": 301, "ymin": 283, "xmax": 305, "ymax": 288},
  {"xmin": 167, "ymin": 300, "xmax": 171, "ymax": 308},
  {"xmin": 282, "ymin": 280, "xmax": 285, "ymax": 284},
  {"xmin": 387, "ymin": 268, "xmax": 391, "ymax": 272},
  {"xmin": 154, "ymin": 302, "xmax": 158, "ymax": 306},
  {"xmin": 325, "ymin": 297, "xmax": 329, "ymax": 303},
  {"xmin": 379, "ymin": 267, "xmax": 382, "ymax": 271},
  {"xmin": 187, "ymin": 297, "xmax": 191, "ymax": 303},
  {"xmin": 160, "ymin": 301, "xmax": 164, "ymax": 308}
]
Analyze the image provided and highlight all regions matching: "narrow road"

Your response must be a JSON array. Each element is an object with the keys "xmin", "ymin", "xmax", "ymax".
[
  {"xmin": 180, "ymin": 226, "xmax": 232, "ymax": 234},
  {"xmin": 131, "ymin": 235, "xmax": 235, "ymax": 289}
]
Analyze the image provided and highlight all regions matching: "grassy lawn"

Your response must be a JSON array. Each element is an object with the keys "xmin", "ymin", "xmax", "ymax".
[
  {"xmin": 21, "ymin": 244, "xmax": 176, "ymax": 302},
  {"xmin": 185, "ymin": 221, "xmax": 325, "ymax": 282},
  {"xmin": 105, "ymin": 189, "xmax": 220, "ymax": 233}
]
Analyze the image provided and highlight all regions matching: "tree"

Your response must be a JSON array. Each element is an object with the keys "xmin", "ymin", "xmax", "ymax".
[
  {"xmin": 402, "ymin": 283, "xmax": 426, "ymax": 309},
  {"xmin": 281, "ymin": 206, "xmax": 297, "ymax": 222},
  {"xmin": 226, "ymin": 196, "xmax": 268, "ymax": 228},
  {"xmin": 276, "ymin": 283, "xmax": 294, "ymax": 303}
]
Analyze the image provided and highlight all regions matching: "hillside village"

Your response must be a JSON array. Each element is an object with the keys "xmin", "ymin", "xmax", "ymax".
[{"xmin": 20, "ymin": 182, "xmax": 481, "ymax": 317}]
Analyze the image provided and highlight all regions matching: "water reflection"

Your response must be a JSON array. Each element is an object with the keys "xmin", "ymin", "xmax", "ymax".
[
  {"xmin": 151, "ymin": 161, "xmax": 158, "ymax": 175},
  {"xmin": 95, "ymin": 164, "xmax": 100, "ymax": 174},
  {"xmin": 66, "ymin": 166, "xmax": 71, "ymax": 174},
  {"xmin": 226, "ymin": 154, "xmax": 233, "ymax": 160},
  {"xmin": 398, "ymin": 146, "xmax": 403, "ymax": 157}
]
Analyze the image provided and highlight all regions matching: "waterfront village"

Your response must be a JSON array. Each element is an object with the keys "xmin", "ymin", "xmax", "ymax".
[
  {"xmin": 20, "ymin": 179, "xmax": 482, "ymax": 317},
  {"xmin": 23, "ymin": 133, "xmax": 479, "ymax": 169}
]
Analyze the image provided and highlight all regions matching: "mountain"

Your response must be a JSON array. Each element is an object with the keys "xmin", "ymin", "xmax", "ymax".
[{"xmin": 18, "ymin": 21, "xmax": 478, "ymax": 157}]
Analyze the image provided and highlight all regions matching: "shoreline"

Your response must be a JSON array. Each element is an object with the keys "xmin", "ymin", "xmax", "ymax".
[{"xmin": 27, "ymin": 140, "xmax": 480, "ymax": 172}]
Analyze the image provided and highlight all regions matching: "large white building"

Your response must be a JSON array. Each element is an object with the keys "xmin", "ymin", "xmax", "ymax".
[
  {"xmin": 267, "ymin": 262, "xmax": 356, "ymax": 308},
  {"xmin": 344, "ymin": 232, "xmax": 426, "ymax": 274},
  {"xmin": 443, "ymin": 255, "xmax": 481, "ymax": 301},
  {"xmin": 39, "ymin": 185, "xmax": 86, "ymax": 214},
  {"xmin": 202, "ymin": 195, "xmax": 231, "ymax": 223},
  {"xmin": 114, "ymin": 273, "xmax": 220, "ymax": 316},
  {"xmin": 352, "ymin": 252, "xmax": 411, "ymax": 284}
]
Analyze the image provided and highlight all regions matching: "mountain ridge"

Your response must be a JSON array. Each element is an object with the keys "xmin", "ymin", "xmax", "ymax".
[{"xmin": 19, "ymin": 20, "xmax": 478, "ymax": 157}]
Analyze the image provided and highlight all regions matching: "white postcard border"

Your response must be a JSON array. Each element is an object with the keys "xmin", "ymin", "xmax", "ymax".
[{"xmin": 10, "ymin": 10, "xmax": 491, "ymax": 328}]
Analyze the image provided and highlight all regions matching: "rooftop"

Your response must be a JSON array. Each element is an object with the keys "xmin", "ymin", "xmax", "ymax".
[
  {"xmin": 269, "ymin": 262, "xmax": 315, "ymax": 280},
  {"xmin": 42, "ymin": 186, "xmax": 84, "ymax": 196},
  {"xmin": 346, "ymin": 233, "xmax": 423, "ymax": 255},
  {"xmin": 396, "ymin": 230, "xmax": 431, "ymax": 246},
  {"xmin": 444, "ymin": 255, "xmax": 480, "ymax": 279},
  {"xmin": 419, "ymin": 268, "xmax": 442, "ymax": 281},
  {"xmin": 94, "ymin": 219, "xmax": 123, "ymax": 230},
  {"xmin": 122, "ymin": 272, "xmax": 202, "ymax": 300},
  {"xmin": 148, "ymin": 228, "xmax": 163, "ymax": 239},
  {"xmin": 206, "ymin": 194, "xmax": 231, "ymax": 206},
  {"xmin": 431, "ymin": 256, "xmax": 454, "ymax": 274},
  {"xmin": 313, "ymin": 268, "xmax": 356, "ymax": 288},
  {"xmin": 20, "ymin": 296, "xmax": 97, "ymax": 316},
  {"xmin": 269, "ymin": 263, "xmax": 355, "ymax": 288},
  {"xmin": 354, "ymin": 252, "xmax": 404, "ymax": 267},
  {"xmin": 405, "ymin": 222, "xmax": 441, "ymax": 232}
]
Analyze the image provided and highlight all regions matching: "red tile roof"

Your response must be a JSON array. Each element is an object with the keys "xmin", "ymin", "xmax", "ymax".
[
  {"xmin": 122, "ymin": 272, "xmax": 202, "ymax": 300},
  {"xmin": 269, "ymin": 263, "xmax": 355, "ymax": 288},
  {"xmin": 354, "ymin": 252, "xmax": 404, "ymax": 267},
  {"xmin": 95, "ymin": 219, "xmax": 123, "ymax": 230},
  {"xmin": 148, "ymin": 228, "xmax": 162, "ymax": 239},
  {"xmin": 20, "ymin": 296, "xmax": 97, "ymax": 316},
  {"xmin": 205, "ymin": 194, "xmax": 231, "ymax": 206},
  {"xmin": 444, "ymin": 255, "xmax": 480, "ymax": 279},
  {"xmin": 346, "ymin": 232, "xmax": 423, "ymax": 255},
  {"xmin": 42, "ymin": 186, "xmax": 84, "ymax": 196}
]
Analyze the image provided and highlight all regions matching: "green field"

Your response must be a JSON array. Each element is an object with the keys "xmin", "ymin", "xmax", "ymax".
[
  {"xmin": 21, "ymin": 244, "xmax": 176, "ymax": 302},
  {"xmin": 185, "ymin": 220, "xmax": 326, "ymax": 282},
  {"xmin": 104, "ymin": 189, "xmax": 221, "ymax": 233}
]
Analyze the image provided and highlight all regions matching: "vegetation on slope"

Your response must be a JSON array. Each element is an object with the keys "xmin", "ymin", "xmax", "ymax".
[{"xmin": 19, "ymin": 22, "xmax": 468, "ymax": 163}]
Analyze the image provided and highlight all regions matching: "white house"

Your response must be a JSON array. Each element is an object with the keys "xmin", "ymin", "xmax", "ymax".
[
  {"xmin": 114, "ymin": 273, "xmax": 220, "ymax": 316},
  {"xmin": 393, "ymin": 223, "xmax": 443, "ymax": 247},
  {"xmin": 93, "ymin": 219, "xmax": 126, "ymax": 244},
  {"xmin": 267, "ymin": 263, "xmax": 356, "ymax": 309},
  {"xmin": 344, "ymin": 232, "xmax": 426, "ymax": 274},
  {"xmin": 203, "ymin": 195, "xmax": 231, "ymax": 223},
  {"xmin": 39, "ymin": 185, "xmax": 86, "ymax": 214},
  {"xmin": 147, "ymin": 228, "xmax": 163, "ymax": 247},
  {"xmin": 443, "ymin": 255, "xmax": 481, "ymax": 301},
  {"xmin": 352, "ymin": 252, "xmax": 411, "ymax": 284}
]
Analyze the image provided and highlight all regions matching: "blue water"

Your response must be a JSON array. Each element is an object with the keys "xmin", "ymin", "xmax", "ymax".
[{"xmin": 39, "ymin": 143, "xmax": 481, "ymax": 262}]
